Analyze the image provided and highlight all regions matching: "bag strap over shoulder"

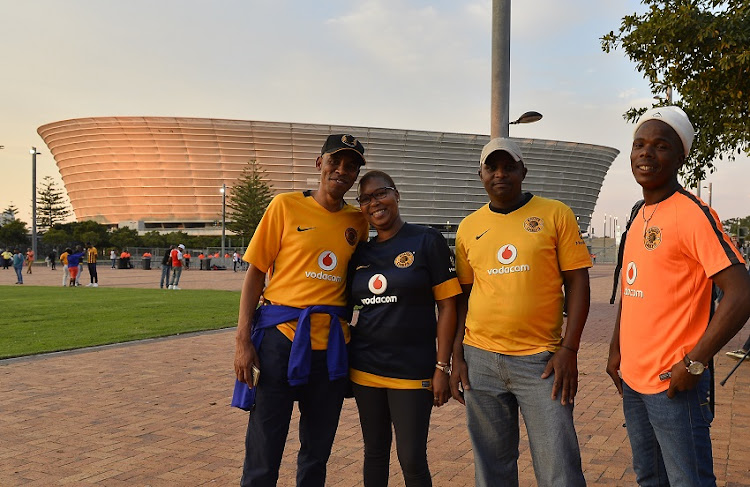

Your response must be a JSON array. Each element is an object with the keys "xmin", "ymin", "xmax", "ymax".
[{"xmin": 610, "ymin": 199, "xmax": 645, "ymax": 304}]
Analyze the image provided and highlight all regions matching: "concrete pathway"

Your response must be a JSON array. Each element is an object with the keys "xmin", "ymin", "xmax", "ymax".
[{"xmin": 1, "ymin": 264, "xmax": 749, "ymax": 486}]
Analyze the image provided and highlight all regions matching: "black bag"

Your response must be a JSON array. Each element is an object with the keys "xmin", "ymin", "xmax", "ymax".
[{"xmin": 610, "ymin": 199, "xmax": 645, "ymax": 304}]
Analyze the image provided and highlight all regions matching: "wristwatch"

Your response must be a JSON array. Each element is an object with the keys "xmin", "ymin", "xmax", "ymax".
[
  {"xmin": 435, "ymin": 362, "xmax": 451, "ymax": 375},
  {"xmin": 683, "ymin": 355, "xmax": 706, "ymax": 375}
]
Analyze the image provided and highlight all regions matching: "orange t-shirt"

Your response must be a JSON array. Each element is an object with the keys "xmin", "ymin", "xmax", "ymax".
[{"xmin": 619, "ymin": 189, "xmax": 744, "ymax": 394}]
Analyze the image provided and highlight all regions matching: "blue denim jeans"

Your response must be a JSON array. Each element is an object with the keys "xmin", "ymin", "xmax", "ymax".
[
  {"xmin": 241, "ymin": 327, "xmax": 347, "ymax": 487},
  {"xmin": 463, "ymin": 345, "xmax": 585, "ymax": 487},
  {"xmin": 169, "ymin": 266, "xmax": 182, "ymax": 286},
  {"xmin": 160, "ymin": 265, "xmax": 171, "ymax": 288},
  {"xmin": 622, "ymin": 371, "xmax": 714, "ymax": 487}
]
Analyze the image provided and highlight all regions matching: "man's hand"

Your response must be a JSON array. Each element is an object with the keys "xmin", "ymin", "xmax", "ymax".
[
  {"xmin": 541, "ymin": 348, "xmax": 578, "ymax": 405},
  {"xmin": 606, "ymin": 345, "xmax": 623, "ymax": 397},
  {"xmin": 234, "ymin": 339, "xmax": 260, "ymax": 388},
  {"xmin": 449, "ymin": 356, "xmax": 470, "ymax": 405},
  {"xmin": 432, "ymin": 370, "xmax": 451, "ymax": 407},
  {"xmin": 667, "ymin": 362, "xmax": 701, "ymax": 398}
]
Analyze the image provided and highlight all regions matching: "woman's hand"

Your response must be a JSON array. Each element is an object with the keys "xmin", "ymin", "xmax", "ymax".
[{"xmin": 432, "ymin": 369, "xmax": 451, "ymax": 407}]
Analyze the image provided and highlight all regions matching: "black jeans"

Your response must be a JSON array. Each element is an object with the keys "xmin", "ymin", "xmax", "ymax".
[
  {"xmin": 352, "ymin": 384, "xmax": 433, "ymax": 487},
  {"xmin": 88, "ymin": 263, "xmax": 98, "ymax": 283},
  {"xmin": 241, "ymin": 327, "xmax": 347, "ymax": 487}
]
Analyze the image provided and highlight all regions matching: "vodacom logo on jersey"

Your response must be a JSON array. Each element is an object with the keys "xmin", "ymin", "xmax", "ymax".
[
  {"xmin": 497, "ymin": 244, "xmax": 517, "ymax": 265},
  {"xmin": 487, "ymin": 243, "xmax": 530, "ymax": 276},
  {"xmin": 368, "ymin": 274, "xmax": 387, "ymax": 294},
  {"xmin": 623, "ymin": 261, "xmax": 643, "ymax": 298},
  {"xmin": 305, "ymin": 251, "xmax": 342, "ymax": 282},
  {"xmin": 361, "ymin": 273, "xmax": 398, "ymax": 305}
]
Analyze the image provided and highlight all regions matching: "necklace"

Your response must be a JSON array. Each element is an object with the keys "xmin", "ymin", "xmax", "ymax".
[{"xmin": 642, "ymin": 202, "xmax": 660, "ymax": 237}]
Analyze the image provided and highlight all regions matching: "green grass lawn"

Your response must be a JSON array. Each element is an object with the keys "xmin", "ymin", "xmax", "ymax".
[{"xmin": 0, "ymin": 286, "xmax": 240, "ymax": 359}]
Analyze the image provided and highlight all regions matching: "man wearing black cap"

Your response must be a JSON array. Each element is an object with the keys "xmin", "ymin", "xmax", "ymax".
[
  {"xmin": 233, "ymin": 134, "xmax": 369, "ymax": 486},
  {"xmin": 450, "ymin": 138, "xmax": 591, "ymax": 486},
  {"xmin": 607, "ymin": 106, "xmax": 750, "ymax": 486}
]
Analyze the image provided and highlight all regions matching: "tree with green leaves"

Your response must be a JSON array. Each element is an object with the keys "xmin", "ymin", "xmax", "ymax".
[
  {"xmin": 723, "ymin": 215, "xmax": 750, "ymax": 241},
  {"xmin": 71, "ymin": 220, "xmax": 109, "ymax": 246},
  {"xmin": 36, "ymin": 176, "xmax": 71, "ymax": 232},
  {"xmin": 602, "ymin": 0, "xmax": 750, "ymax": 186},
  {"xmin": 108, "ymin": 227, "xmax": 140, "ymax": 250},
  {"xmin": 226, "ymin": 161, "xmax": 274, "ymax": 242},
  {"xmin": 42, "ymin": 228, "xmax": 72, "ymax": 248},
  {"xmin": 0, "ymin": 219, "xmax": 30, "ymax": 249},
  {"xmin": 2, "ymin": 204, "xmax": 19, "ymax": 223}
]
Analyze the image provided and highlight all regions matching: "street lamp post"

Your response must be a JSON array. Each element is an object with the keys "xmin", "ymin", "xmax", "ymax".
[
  {"xmin": 30, "ymin": 147, "xmax": 40, "ymax": 260},
  {"xmin": 603, "ymin": 213, "xmax": 607, "ymax": 238},
  {"xmin": 220, "ymin": 184, "xmax": 226, "ymax": 260},
  {"xmin": 703, "ymin": 182, "xmax": 713, "ymax": 207}
]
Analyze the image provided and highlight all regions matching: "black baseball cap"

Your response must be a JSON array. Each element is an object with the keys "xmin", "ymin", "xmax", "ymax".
[{"xmin": 320, "ymin": 134, "xmax": 366, "ymax": 165}]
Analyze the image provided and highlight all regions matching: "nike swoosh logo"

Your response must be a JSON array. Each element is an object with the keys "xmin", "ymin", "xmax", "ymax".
[
  {"xmin": 297, "ymin": 226, "xmax": 316, "ymax": 232},
  {"xmin": 355, "ymin": 265, "xmax": 370, "ymax": 270},
  {"xmin": 476, "ymin": 229, "xmax": 490, "ymax": 240}
]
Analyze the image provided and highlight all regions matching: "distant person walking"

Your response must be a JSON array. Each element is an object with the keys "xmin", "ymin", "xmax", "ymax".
[
  {"xmin": 168, "ymin": 244, "xmax": 185, "ymax": 289},
  {"xmin": 48, "ymin": 249, "xmax": 57, "ymax": 270},
  {"xmin": 2, "ymin": 249, "xmax": 12, "ymax": 269},
  {"xmin": 183, "ymin": 251, "xmax": 191, "ymax": 270},
  {"xmin": 86, "ymin": 242, "xmax": 99, "ymax": 287},
  {"xmin": 233, "ymin": 251, "xmax": 240, "ymax": 272},
  {"xmin": 110, "ymin": 249, "xmax": 117, "ymax": 268},
  {"xmin": 25, "ymin": 248, "xmax": 34, "ymax": 274},
  {"xmin": 60, "ymin": 248, "xmax": 70, "ymax": 286},
  {"xmin": 160, "ymin": 245, "xmax": 174, "ymax": 289},
  {"xmin": 12, "ymin": 249, "xmax": 24, "ymax": 284}
]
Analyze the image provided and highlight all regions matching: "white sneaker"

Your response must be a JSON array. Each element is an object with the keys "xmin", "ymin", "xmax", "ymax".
[
  {"xmin": 172, "ymin": 286, "xmax": 180, "ymax": 290},
  {"xmin": 86, "ymin": 283, "xmax": 93, "ymax": 287},
  {"xmin": 167, "ymin": 285, "xmax": 173, "ymax": 289},
  {"xmin": 92, "ymin": 283, "xmax": 98, "ymax": 287}
]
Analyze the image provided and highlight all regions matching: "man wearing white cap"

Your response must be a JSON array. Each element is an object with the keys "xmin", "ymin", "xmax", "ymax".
[
  {"xmin": 607, "ymin": 106, "xmax": 750, "ymax": 486},
  {"xmin": 450, "ymin": 138, "xmax": 591, "ymax": 486},
  {"xmin": 168, "ymin": 243, "xmax": 185, "ymax": 289}
]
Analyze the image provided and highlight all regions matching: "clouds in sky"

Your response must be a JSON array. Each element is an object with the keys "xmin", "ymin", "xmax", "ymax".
[{"xmin": 0, "ymin": 0, "xmax": 747, "ymax": 226}]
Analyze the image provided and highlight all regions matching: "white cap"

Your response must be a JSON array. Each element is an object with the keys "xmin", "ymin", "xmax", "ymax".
[
  {"xmin": 480, "ymin": 138, "xmax": 524, "ymax": 167},
  {"xmin": 178, "ymin": 244, "xmax": 185, "ymax": 250},
  {"xmin": 633, "ymin": 106, "xmax": 694, "ymax": 157}
]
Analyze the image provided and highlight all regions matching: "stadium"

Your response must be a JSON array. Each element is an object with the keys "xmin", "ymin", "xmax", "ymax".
[{"xmin": 38, "ymin": 117, "xmax": 618, "ymax": 235}]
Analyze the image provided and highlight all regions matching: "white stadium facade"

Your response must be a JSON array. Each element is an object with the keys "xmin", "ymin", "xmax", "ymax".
[{"xmin": 38, "ymin": 117, "xmax": 618, "ymax": 236}]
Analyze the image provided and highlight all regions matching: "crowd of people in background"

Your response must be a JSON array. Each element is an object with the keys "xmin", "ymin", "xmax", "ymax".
[{"xmin": 3, "ymin": 242, "xmax": 248, "ymax": 288}]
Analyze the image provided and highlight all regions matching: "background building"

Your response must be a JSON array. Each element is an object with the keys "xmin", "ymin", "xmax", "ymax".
[{"xmin": 38, "ymin": 117, "xmax": 618, "ymax": 235}]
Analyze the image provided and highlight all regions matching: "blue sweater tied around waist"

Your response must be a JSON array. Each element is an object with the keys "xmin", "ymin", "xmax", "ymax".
[{"xmin": 231, "ymin": 303, "xmax": 351, "ymax": 411}]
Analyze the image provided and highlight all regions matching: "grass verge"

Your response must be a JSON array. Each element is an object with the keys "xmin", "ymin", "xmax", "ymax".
[{"xmin": 0, "ymin": 286, "xmax": 239, "ymax": 359}]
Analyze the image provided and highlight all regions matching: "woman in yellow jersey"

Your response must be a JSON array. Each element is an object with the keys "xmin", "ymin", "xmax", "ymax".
[{"xmin": 347, "ymin": 171, "xmax": 461, "ymax": 487}]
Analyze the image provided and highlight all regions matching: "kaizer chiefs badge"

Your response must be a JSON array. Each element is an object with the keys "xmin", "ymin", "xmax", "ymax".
[
  {"xmin": 345, "ymin": 227, "xmax": 358, "ymax": 246},
  {"xmin": 341, "ymin": 135, "xmax": 358, "ymax": 147},
  {"xmin": 524, "ymin": 217, "xmax": 543, "ymax": 233},
  {"xmin": 394, "ymin": 251, "xmax": 415, "ymax": 268},
  {"xmin": 644, "ymin": 226, "xmax": 662, "ymax": 251}
]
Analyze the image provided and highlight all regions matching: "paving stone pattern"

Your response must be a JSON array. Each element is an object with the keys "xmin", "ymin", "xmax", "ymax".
[{"xmin": 1, "ymin": 265, "xmax": 749, "ymax": 485}]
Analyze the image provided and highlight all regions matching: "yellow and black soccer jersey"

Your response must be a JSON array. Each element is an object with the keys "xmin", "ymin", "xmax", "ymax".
[
  {"xmin": 348, "ymin": 223, "xmax": 461, "ymax": 389},
  {"xmin": 455, "ymin": 194, "xmax": 591, "ymax": 355},
  {"xmin": 243, "ymin": 191, "xmax": 369, "ymax": 350}
]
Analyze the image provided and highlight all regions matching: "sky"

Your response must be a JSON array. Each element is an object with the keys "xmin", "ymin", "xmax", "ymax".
[{"xmin": 1, "ymin": 0, "xmax": 748, "ymax": 234}]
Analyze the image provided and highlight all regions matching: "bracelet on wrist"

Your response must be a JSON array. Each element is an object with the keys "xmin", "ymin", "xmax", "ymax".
[{"xmin": 560, "ymin": 344, "xmax": 578, "ymax": 353}]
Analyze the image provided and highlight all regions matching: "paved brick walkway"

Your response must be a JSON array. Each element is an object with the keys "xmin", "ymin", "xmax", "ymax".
[{"xmin": 1, "ymin": 264, "xmax": 749, "ymax": 486}]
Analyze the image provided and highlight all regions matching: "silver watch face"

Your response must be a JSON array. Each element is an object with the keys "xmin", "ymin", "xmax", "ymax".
[{"xmin": 687, "ymin": 361, "xmax": 705, "ymax": 375}]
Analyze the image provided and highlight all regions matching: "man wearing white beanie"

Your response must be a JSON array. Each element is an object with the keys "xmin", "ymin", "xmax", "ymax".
[{"xmin": 607, "ymin": 106, "xmax": 750, "ymax": 486}]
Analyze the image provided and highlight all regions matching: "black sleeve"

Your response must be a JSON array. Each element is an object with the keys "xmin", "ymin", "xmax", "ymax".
[{"xmin": 425, "ymin": 228, "xmax": 457, "ymax": 288}]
